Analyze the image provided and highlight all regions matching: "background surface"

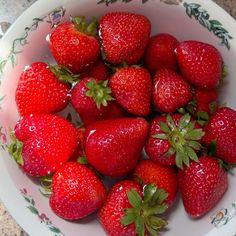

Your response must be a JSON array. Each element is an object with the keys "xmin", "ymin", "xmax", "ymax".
[{"xmin": 0, "ymin": 0, "xmax": 235, "ymax": 235}]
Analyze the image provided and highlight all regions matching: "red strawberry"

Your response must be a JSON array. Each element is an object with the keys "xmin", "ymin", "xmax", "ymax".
[
  {"xmin": 99, "ymin": 12, "xmax": 151, "ymax": 65},
  {"xmin": 99, "ymin": 180, "xmax": 168, "ymax": 236},
  {"xmin": 49, "ymin": 17, "xmax": 100, "ymax": 74},
  {"xmin": 9, "ymin": 114, "xmax": 79, "ymax": 176},
  {"xmin": 144, "ymin": 33, "xmax": 179, "ymax": 72},
  {"xmin": 176, "ymin": 40, "xmax": 223, "ymax": 88},
  {"xmin": 15, "ymin": 62, "xmax": 70, "ymax": 116},
  {"xmin": 84, "ymin": 117, "xmax": 149, "ymax": 176},
  {"xmin": 80, "ymin": 61, "xmax": 109, "ymax": 81},
  {"xmin": 153, "ymin": 69, "xmax": 192, "ymax": 113},
  {"xmin": 178, "ymin": 156, "xmax": 228, "ymax": 217},
  {"xmin": 71, "ymin": 78, "xmax": 125, "ymax": 126},
  {"xmin": 49, "ymin": 162, "xmax": 106, "ymax": 220},
  {"xmin": 203, "ymin": 107, "xmax": 236, "ymax": 164},
  {"xmin": 145, "ymin": 113, "xmax": 204, "ymax": 168},
  {"xmin": 109, "ymin": 66, "xmax": 152, "ymax": 116},
  {"xmin": 133, "ymin": 159, "xmax": 178, "ymax": 204}
]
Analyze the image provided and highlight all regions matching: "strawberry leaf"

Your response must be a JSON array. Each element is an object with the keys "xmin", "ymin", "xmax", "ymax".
[
  {"xmin": 178, "ymin": 113, "xmax": 191, "ymax": 130},
  {"xmin": 152, "ymin": 133, "xmax": 167, "ymax": 140},
  {"xmin": 135, "ymin": 216, "xmax": 145, "ymax": 236},
  {"xmin": 207, "ymin": 140, "xmax": 217, "ymax": 156},
  {"xmin": 159, "ymin": 122, "xmax": 171, "ymax": 134},
  {"xmin": 126, "ymin": 189, "xmax": 142, "ymax": 209}
]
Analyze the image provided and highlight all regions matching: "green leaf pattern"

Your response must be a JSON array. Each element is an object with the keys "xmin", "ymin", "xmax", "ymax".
[
  {"xmin": 184, "ymin": 2, "xmax": 233, "ymax": 49},
  {"xmin": 20, "ymin": 188, "xmax": 65, "ymax": 236}
]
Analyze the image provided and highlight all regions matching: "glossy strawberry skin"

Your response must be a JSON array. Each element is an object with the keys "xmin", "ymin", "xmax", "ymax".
[
  {"xmin": 84, "ymin": 118, "xmax": 149, "ymax": 176},
  {"xmin": 14, "ymin": 114, "xmax": 79, "ymax": 176},
  {"xmin": 99, "ymin": 12, "xmax": 151, "ymax": 65},
  {"xmin": 178, "ymin": 156, "xmax": 228, "ymax": 217},
  {"xmin": 176, "ymin": 40, "xmax": 223, "ymax": 89},
  {"xmin": 203, "ymin": 107, "xmax": 236, "ymax": 164},
  {"xmin": 145, "ymin": 114, "xmax": 181, "ymax": 166},
  {"xmin": 144, "ymin": 33, "xmax": 179, "ymax": 72},
  {"xmin": 133, "ymin": 160, "xmax": 178, "ymax": 204},
  {"xmin": 99, "ymin": 180, "xmax": 142, "ymax": 236},
  {"xmin": 71, "ymin": 78, "xmax": 125, "ymax": 126},
  {"xmin": 49, "ymin": 162, "xmax": 106, "ymax": 220},
  {"xmin": 49, "ymin": 22, "xmax": 100, "ymax": 74},
  {"xmin": 80, "ymin": 61, "xmax": 109, "ymax": 81},
  {"xmin": 109, "ymin": 66, "xmax": 152, "ymax": 116},
  {"xmin": 153, "ymin": 69, "xmax": 192, "ymax": 113},
  {"xmin": 15, "ymin": 62, "xmax": 70, "ymax": 116}
]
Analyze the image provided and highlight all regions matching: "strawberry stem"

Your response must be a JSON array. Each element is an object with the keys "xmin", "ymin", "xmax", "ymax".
[{"xmin": 72, "ymin": 16, "xmax": 98, "ymax": 35}]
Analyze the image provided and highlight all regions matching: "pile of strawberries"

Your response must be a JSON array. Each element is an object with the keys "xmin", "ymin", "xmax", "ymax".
[{"xmin": 9, "ymin": 11, "xmax": 236, "ymax": 236}]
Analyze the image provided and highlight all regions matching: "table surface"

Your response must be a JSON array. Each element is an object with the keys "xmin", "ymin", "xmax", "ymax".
[{"xmin": 0, "ymin": 0, "xmax": 236, "ymax": 235}]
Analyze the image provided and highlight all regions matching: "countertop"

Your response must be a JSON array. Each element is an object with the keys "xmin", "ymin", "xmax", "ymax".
[{"xmin": 0, "ymin": 0, "xmax": 235, "ymax": 235}]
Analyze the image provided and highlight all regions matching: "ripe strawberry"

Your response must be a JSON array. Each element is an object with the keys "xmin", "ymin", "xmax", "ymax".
[
  {"xmin": 144, "ymin": 33, "xmax": 179, "ymax": 72},
  {"xmin": 99, "ymin": 12, "xmax": 151, "ymax": 65},
  {"xmin": 145, "ymin": 113, "xmax": 204, "ymax": 168},
  {"xmin": 49, "ymin": 17, "xmax": 100, "ymax": 74},
  {"xmin": 203, "ymin": 107, "xmax": 236, "ymax": 164},
  {"xmin": 133, "ymin": 159, "xmax": 178, "ymax": 204},
  {"xmin": 109, "ymin": 66, "xmax": 152, "ymax": 116},
  {"xmin": 49, "ymin": 162, "xmax": 106, "ymax": 220},
  {"xmin": 71, "ymin": 78, "xmax": 125, "ymax": 126},
  {"xmin": 178, "ymin": 156, "xmax": 228, "ymax": 217},
  {"xmin": 9, "ymin": 114, "xmax": 79, "ymax": 177},
  {"xmin": 99, "ymin": 180, "xmax": 168, "ymax": 236},
  {"xmin": 80, "ymin": 61, "xmax": 109, "ymax": 81},
  {"xmin": 176, "ymin": 40, "xmax": 223, "ymax": 88},
  {"xmin": 84, "ymin": 117, "xmax": 149, "ymax": 176},
  {"xmin": 153, "ymin": 69, "xmax": 192, "ymax": 113},
  {"xmin": 15, "ymin": 62, "xmax": 71, "ymax": 116}
]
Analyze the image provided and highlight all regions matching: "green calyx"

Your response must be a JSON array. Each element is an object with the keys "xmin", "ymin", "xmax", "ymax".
[
  {"xmin": 72, "ymin": 16, "xmax": 98, "ymax": 35},
  {"xmin": 152, "ymin": 114, "xmax": 205, "ymax": 169},
  {"xmin": 49, "ymin": 64, "xmax": 79, "ymax": 84},
  {"xmin": 8, "ymin": 132, "xmax": 24, "ymax": 166},
  {"xmin": 85, "ymin": 79, "xmax": 114, "ymax": 109},
  {"xmin": 121, "ymin": 184, "xmax": 168, "ymax": 236},
  {"xmin": 39, "ymin": 175, "xmax": 52, "ymax": 198}
]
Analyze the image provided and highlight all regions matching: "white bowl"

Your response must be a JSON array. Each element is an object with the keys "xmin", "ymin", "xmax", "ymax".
[{"xmin": 0, "ymin": 0, "xmax": 236, "ymax": 235}]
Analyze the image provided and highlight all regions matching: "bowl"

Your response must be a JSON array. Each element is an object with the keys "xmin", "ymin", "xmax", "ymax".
[{"xmin": 0, "ymin": 0, "xmax": 236, "ymax": 235}]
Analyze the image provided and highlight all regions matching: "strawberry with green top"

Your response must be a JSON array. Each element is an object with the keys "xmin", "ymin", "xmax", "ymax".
[
  {"xmin": 99, "ymin": 12, "xmax": 151, "ymax": 65},
  {"xmin": 145, "ymin": 113, "xmax": 204, "ymax": 168},
  {"xmin": 109, "ymin": 66, "xmax": 152, "ymax": 116},
  {"xmin": 176, "ymin": 40, "xmax": 223, "ymax": 89},
  {"xmin": 50, "ymin": 162, "xmax": 106, "ymax": 220},
  {"xmin": 15, "ymin": 62, "xmax": 72, "ymax": 116},
  {"xmin": 178, "ymin": 156, "xmax": 228, "ymax": 217},
  {"xmin": 133, "ymin": 159, "xmax": 178, "ymax": 204},
  {"xmin": 99, "ymin": 180, "xmax": 168, "ymax": 236},
  {"xmin": 9, "ymin": 114, "xmax": 79, "ymax": 177},
  {"xmin": 203, "ymin": 107, "xmax": 236, "ymax": 164},
  {"xmin": 71, "ymin": 78, "xmax": 125, "ymax": 126},
  {"xmin": 84, "ymin": 117, "xmax": 149, "ymax": 176},
  {"xmin": 49, "ymin": 16, "xmax": 100, "ymax": 74}
]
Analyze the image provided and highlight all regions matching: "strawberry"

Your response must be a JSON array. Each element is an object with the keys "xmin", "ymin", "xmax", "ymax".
[
  {"xmin": 133, "ymin": 159, "xmax": 178, "ymax": 204},
  {"xmin": 80, "ymin": 61, "xmax": 109, "ymax": 81},
  {"xmin": 203, "ymin": 107, "xmax": 236, "ymax": 164},
  {"xmin": 99, "ymin": 12, "xmax": 151, "ymax": 65},
  {"xmin": 9, "ymin": 114, "xmax": 79, "ymax": 177},
  {"xmin": 176, "ymin": 40, "xmax": 223, "ymax": 88},
  {"xmin": 153, "ymin": 69, "xmax": 192, "ymax": 113},
  {"xmin": 49, "ymin": 162, "xmax": 106, "ymax": 220},
  {"xmin": 99, "ymin": 180, "xmax": 168, "ymax": 236},
  {"xmin": 109, "ymin": 66, "xmax": 152, "ymax": 116},
  {"xmin": 49, "ymin": 17, "xmax": 100, "ymax": 74},
  {"xmin": 145, "ymin": 113, "xmax": 204, "ymax": 168},
  {"xmin": 15, "ymin": 62, "xmax": 71, "ymax": 116},
  {"xmin": 178, "ymin": 156, "xmax": 228, "ymax": 217},
  {"xmin": 84, "ymin": 117, "xmax": 149, "ymax": 176},
  {"xmin": 71, "ymin": 78, "xmax": 125, "ymax": 126},
  {"xmin": 144, "ymin": 33, "xmax": 179, "ymax": 72}
]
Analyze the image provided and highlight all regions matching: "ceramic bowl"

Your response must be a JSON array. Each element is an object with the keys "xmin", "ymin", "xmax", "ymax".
[{"xmin": 0, "ymin": 0, "xmax": 236, "ymax": 235}]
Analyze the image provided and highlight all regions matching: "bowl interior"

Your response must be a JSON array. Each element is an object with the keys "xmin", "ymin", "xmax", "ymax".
[{"xmin": 0, "ymin": 0, "xmax": 236, "ymax": 236}]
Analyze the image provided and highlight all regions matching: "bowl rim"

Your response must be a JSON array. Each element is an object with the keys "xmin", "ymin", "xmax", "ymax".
[{"xmin": 0, "ymin": 0, "xmax": 236, "ymax": 236}]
